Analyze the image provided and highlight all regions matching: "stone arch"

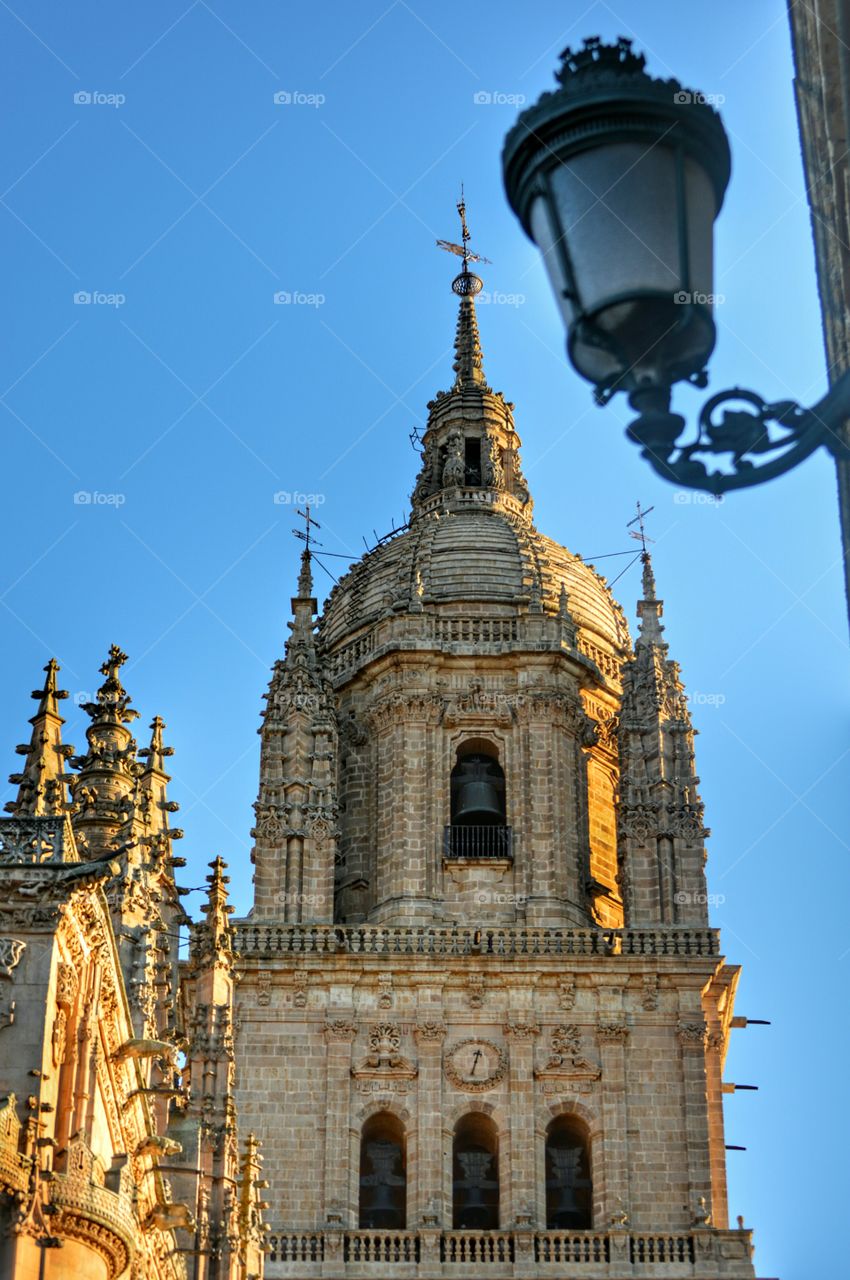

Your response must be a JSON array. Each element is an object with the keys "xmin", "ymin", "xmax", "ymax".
[{"xmin": 537, "ymin": 1098, "xmax": 603, "ymax": 1231}]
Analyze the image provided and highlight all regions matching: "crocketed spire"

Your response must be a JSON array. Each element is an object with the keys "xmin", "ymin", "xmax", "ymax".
[
  {"xmin": 452, "ymin": 290, "xmax": 488, "ymax": 389},
  {"xmin": 636, "ymin": 551, "xmax": 665, "ymax": 646},
  {"xmin": 5, "ymin": 658, "xmax": 71, "ymax": 816},
  {"xmin": 194, "ymin": 856, "xmax": 235, "ymax": 967}
]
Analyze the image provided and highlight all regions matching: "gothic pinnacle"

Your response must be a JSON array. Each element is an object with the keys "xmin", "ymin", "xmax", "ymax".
[
  {"xmin": 5, "ymin": 658, "xmax": 71, "ymax": 816},
  {"xmin": 82, "ymin": 643, "xmax": 139, "ymax": 727},
  {"xmin": 196, "ymin": 856, "xmax": 234, "ymax": 963},
  {"xmin": 636, "ymin": 551, "xmax": 665, "ymax": 645},
  {"xmin": 139, "ymin": 715, "xmax": 173, "ymax": 778},
  {"xmin": 297, "ymin": 546, "xmax": 313, "ymax": 599}
]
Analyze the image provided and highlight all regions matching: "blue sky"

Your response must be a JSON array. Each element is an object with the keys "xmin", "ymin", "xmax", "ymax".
[{"xmin": 0, "ymin": 2, "xmax": 846, "ymax": 1275}]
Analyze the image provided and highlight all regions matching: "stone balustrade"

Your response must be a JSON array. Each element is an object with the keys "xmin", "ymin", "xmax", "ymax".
[
  {"xmin": 265, "ymin": 1228, "xmax": 753, "ymax": 1277},
  {"xmin": 236, "ymin": 922, "xmax": 720, "ymax": 960}
]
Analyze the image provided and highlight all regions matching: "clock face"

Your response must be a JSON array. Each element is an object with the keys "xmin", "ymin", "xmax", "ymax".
[{"xmin": 445, "ymin": 1039, "xmax": 507, "ymax": 1092}]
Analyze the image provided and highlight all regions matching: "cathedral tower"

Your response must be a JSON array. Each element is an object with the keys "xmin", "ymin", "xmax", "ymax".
[{"xmin": 233, "ymin": 206, "xmax": 756, "ymax": 1280}]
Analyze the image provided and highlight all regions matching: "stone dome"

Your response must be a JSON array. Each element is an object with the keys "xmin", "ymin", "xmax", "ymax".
[{"xmin": 318, "ymin": 503, "xmax": 630, "ymax": 665}]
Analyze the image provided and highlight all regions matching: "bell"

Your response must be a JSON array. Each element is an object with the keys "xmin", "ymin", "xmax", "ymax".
[{"xmin": 452, "ymin": 755, "xmax": 504, "ymax": 825}]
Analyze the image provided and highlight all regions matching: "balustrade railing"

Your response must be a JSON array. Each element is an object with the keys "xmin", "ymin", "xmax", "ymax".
[
  {"xmin": 345, "ymin": 1231, "xmax": 420, "ymax": 1263},
  {"xmin": 265, "ymin": 1227, "xmax": 750, "ymax": 1272},
  {"xmin": 441, "ymin": 1231, "xmax": 515, "ymax": 1264},
  {"xmin": 236, "ymin": 922, "xmax": 719, "ymax": 959},
  {"xmin": 630, "ymin": 1233, "xmax": 696, "ymax": 1264},
  {"xmin": 535, "ymin": 1231, "xmax": 610, "ymax": 1263}
]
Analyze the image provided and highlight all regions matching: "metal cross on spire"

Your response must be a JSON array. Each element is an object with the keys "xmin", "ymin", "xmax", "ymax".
[
  {"xmin": 436, "ymin": 185, "xmax": 492, "ymax": 296},
  {"xmin": 293, "ymin": 505, "xmax": 322, "ymax": 553},
  {"xmin": 627, "ymin": 500, "xmax": 655, "ymax": 554}
]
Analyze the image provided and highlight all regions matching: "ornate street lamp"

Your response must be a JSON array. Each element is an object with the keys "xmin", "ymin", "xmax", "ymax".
[{"xmin": 502, "ymin": 36, "xmax": 850, "ymax": 493}]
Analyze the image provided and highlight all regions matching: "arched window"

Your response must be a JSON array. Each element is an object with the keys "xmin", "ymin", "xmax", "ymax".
[
  {"xmin": 448, "ymin": 743, "xmax": 509, "ymax": 859},
  {"xmin": 359, "ymin": 1113, "xmax": 406, "ymax": 1229},
  {"xmin": 453, "ymin": 1113, "xmax": 499, "ymax": 1229},
  {"xmin": 545, "ymin": 1116, "xmax": 592, "ymax": 1229}
]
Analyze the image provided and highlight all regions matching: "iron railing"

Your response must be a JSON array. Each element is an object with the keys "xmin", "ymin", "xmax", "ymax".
[{"xmin": 444, "ymin": 824, "xmax": 513, "ymax": 859}]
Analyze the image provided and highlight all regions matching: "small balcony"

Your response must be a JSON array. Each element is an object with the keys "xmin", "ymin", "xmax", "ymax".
[{"xmin": 444, "ymin": 825, "xmax": 513, "ymax": 860}]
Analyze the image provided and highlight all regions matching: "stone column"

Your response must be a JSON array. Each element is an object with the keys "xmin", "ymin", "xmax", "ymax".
[
  {"xmin": 596, "ymin": 1019, "xmax": 631, "ymax": 1222},
  {"xmin": 678, "ymin": 1015, "xmax": 713, "ymax": 1222},
  {"xmin": 413, "ymin": 1020, "xmax": 446, "ymax": 1228},
  {"xmin": 504, "ymin": 1016, "xmax": 539, "ymax": 1230},
  {"xmin": 323, "ymin": 1018, "xmax": 357, "ymax": 1226}
]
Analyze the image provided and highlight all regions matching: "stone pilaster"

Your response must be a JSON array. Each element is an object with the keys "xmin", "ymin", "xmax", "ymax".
[
  {"xmin": 504, "ymin": 1016, "xmax": 539, "ymax": 1226},
  {"xmin": 413, "ymin": 1019, "xmax": 446, "ymax": 1224},
  {"xmin": 678, "ymin": 1004, "xmax": 714, "ymax": 1222},
  {"xmin": 322, "ymin": 1018, "xmax": 357, "ymax": 1223},
  {"xmin": 596, "ymin": 1018, "xmax": 631, "ymax": 1221}
]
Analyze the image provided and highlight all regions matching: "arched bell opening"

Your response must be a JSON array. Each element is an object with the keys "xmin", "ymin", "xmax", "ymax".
[
  {"xmin": 545, "ymin": 1115, "xmax": 592, "ymax": 1229},
  {"xmin": 452, "ymin": 1113, "xmax": 499, "ymax": 1229},
  {"xmin": 451, "ymin": 742, "xmax": 506, "ymax": 826},
  {"xmin": 446, "ymin": 741, "xmax": 510, "ymax": 860},
  {"xmin": 359, "ymin": 1112, "xmax": 407, "ymax": 1229}
]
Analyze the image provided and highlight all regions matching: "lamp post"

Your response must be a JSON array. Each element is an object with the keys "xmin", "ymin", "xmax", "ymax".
[{"xmin": 502, "ymin": 36, "xmax": 850, "ymax": 494}]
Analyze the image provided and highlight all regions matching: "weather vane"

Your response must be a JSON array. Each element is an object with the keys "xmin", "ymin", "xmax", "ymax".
[
  {"xmin": 436, "ymin": 184, "xmax": 492, "ymax": 296},
  {"xmin": 627, "ymin": 500, "xmax": 655, "ymax": 555},
  {"xmin": 293, "ymin": 504, "xmax": 322, "ymax": 553}
]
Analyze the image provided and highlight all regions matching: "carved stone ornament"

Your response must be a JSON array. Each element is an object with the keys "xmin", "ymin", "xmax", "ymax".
[
  {"xmin": 353, "ymin": 1022, "xmax": 417, "ymax": 1082},
  {"xmin": 0, "ymin": 937, "xmax": 25, "ymax": 1032},
  {"xmin": 503, "ymin": 1016, "xmax": 540, "ymax": 1040},
  {"xmin": 597, "ymin": 1020, "xmax": 630, "ymax": 1043},
  {"xmin": 641, "ymin": 974, "xmax": 659, "ymax": 1011},
  {"xmin": 324, "ymin": 1019, "xmax": 357, "ymax": 1043},
  {"xmin": 444, "ymin": 1038, "xmax": 507, "ymax": 1092},
  {"xmin": 0, "ymin": 938, "xmax": 26, "ymax": 979},
  {"xmin": 617, "ymin": 804, "xmax": 659, "ymax": 843},
  {"xmin": 678, "ymin": 1020, "xmax": 708, "ymax": 1047},
  {"xmin": 413, "ymin": 1020, "xmax": 447, "ymax": 1044},
  {"xmin": 535, "ymin": 1024, "xmax": 601, "ymax": 1083},
  {"xmin": 558, "ymin": 980, "xmax": 577, "ymax": 1011}
]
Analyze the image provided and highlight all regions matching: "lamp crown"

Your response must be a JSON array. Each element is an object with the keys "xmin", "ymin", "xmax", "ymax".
[{"xmin": 556, "ymin": 36, "xmax": 646, "ymax": 83}]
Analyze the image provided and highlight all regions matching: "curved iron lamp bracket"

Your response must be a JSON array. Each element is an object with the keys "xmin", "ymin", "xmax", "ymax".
[{"xmin": 625, "ymin": 369, "xmax": 850, "ymax": 494}]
